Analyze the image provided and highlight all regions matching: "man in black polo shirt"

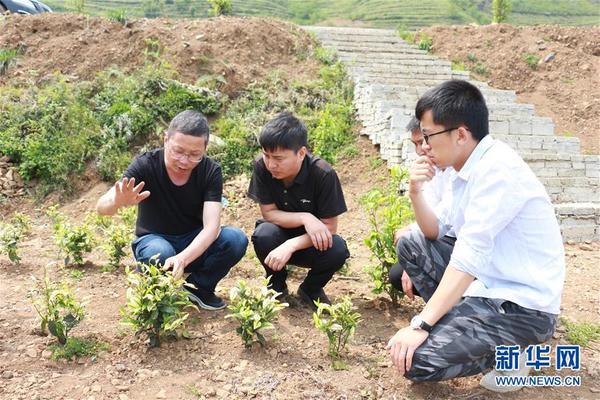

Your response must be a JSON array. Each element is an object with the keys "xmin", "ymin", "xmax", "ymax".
[
  {"xmin": 96, "ymin": 110, "xmax": 248, "ymax": 310},
  {"xmin": 248, "ymin": 112, "xmax": 350, "ymax": 307}
]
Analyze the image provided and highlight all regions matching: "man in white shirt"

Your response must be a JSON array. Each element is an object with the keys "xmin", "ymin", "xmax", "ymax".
[
  {"xmin": 387, "ymin": 80, "xmax": 565, "ymax": 391},
  {"xmin": 389, "ymin": 117, "xmax": 455, "ymax": 300}
]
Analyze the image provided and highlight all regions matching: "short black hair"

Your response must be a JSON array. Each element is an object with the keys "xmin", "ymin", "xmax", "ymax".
[
  {"xmin": 259, "ymin": 111, "xmax": 308, "ymax": 152},
  {"xmin": 406, "ymin": 116, "xmax": 421, "ymax": 133},
  {"xmin": 415, "ymin": 80, "xmax": 489, "ymax": 141},
  {"xmin": 167, "ymin": 110, "xmax": 210, "ymax": 142}
]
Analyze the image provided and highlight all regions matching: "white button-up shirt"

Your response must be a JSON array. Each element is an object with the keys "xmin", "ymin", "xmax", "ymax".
[{"xmin": 436, "ymin": 135, "xmax": 565, "ymax": 314}]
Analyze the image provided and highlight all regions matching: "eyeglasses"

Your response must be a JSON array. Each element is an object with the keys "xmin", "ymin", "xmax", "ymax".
[
  {"xmin": 167, "ymin": 143, "xmax": 203, "ymax": 163},
  {"xmin": 421, "ymin": 127, "xmax": 459, "ymax": 144}
]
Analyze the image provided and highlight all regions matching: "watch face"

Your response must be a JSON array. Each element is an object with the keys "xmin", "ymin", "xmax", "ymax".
[{"xmin": 410, "ymin": 315, "xmax": 421, "ymax": 329}]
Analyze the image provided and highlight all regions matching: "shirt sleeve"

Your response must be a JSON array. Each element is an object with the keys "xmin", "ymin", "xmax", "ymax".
[
  {"xmin": 203, "ymin": 162, "xmax": 223, "ymax": 202},
  {"xmin": 247, "ymin": 159, "xmax": 274, "ymax": 204},
  {"xmin": 315, "ymin": 169, "xmax": 347, "ymax": 218},
  {"xmin": 450, "ymin": 166, "xmax": 528, "ymax": 278}
]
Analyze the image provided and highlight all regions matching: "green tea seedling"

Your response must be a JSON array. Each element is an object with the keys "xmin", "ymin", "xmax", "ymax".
[
  {"xmin": 121, "ymin": 258, "xmax": 196, "ymax": 347},
  {"xmin": 313, "ymin": 296, "xmax": 361, "ymax": 362},
  {"xmin": 0, "ymin": 212, "xmax": 31, "ymax": 263},
  {"xmin": 28, "ymin": 267, "xmax": 85, "ymax": 345},
  {"xmin": 360, "ymin": 167, "xmax": 413, "ymax": 306},
  {"xmin": 47, "ymin": 206, "xmax": 94, "ymax": 267},
  {"xmin": 208, "ymin": 0, "xmax": 232, "ymax": 16},
  {"xmin": 524, "ymin": 53, "xmax": 540, "ymax": 70},
  {"xmin": 227, "ymin": 278, "xmax": 288, "ymax": 348}
]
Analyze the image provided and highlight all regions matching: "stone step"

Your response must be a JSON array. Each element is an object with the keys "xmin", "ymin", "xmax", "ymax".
[
  {"xmin": 355, "ymin": 83, "xmax": 516, "ymax": 103},
  {"xmin": 554, "ymin": 203, "xmax": 600, "ymax": 242},
  {"xmin": 348, "ymin": 65, "xmax": 454, "ymax": 75},
  {"xmin": 338, "ymin": 50, "xmax": 445, "ymax": 62},
  {"xmin": 304, "ymin": 26, "xmax": 398, "ymax": 37},
  {"xmin": 339, "ymin": 55, "xmax": 450, "ymax": 67},
  {"xmin": 325, "ymin": 43, "xmax": 428, "ymax": 54}
]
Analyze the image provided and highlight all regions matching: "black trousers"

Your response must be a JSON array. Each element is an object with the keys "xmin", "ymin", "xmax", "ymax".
[{"xmin": 251, "ymin": 220, "xmax": 350, "ymax": 293}]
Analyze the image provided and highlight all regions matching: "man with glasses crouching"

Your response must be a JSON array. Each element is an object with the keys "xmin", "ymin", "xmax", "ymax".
[
  {"xmin": 96, "ymin": 110, "xmax": 248, "ymax": 310},
  {"xmin": 387, "ymin": 80, "xmax": 564, "ymax": 393}
]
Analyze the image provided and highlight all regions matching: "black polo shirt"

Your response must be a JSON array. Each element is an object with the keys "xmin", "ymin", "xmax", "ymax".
[
  {"xmin": 124, "ymin": 148, "xmax": 223, "ymax": 237},
  {"xmin": 247, "ymin": 154, "xmax": 347, "ymax": 219}
]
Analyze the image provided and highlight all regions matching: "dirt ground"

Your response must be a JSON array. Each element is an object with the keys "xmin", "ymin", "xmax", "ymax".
[
  {"xmin": 0, "ymin": 13, "xmax": 319, "ymax": 96},
  {"xmin": 0, "ymin": 14, "xmax": 599, "ymax": 400},
  {"xmin": 421, "ymin": 24, "xmax": 600, "ymax": 154}
]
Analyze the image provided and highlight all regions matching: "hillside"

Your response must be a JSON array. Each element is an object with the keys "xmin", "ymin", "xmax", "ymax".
[{"xmin": 42, "ymin": 0, "xmax": 600, "ymax": 28}]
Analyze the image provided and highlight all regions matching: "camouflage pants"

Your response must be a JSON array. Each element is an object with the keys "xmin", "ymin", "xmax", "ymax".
[{"xmin": 395, "ymin": 229, "xmax": 558, "ymax": 382}]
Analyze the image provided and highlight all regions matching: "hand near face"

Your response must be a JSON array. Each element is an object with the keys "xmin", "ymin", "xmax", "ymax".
[
  {"xmin": 408, "ymin": 156, "xmax": 435, "ymax": 195},
  {"xmin": 114, "ymin": 177, "xmax": 150, "ymax": 208}
]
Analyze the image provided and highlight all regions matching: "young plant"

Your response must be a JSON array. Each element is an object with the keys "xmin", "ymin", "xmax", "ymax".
[
  {"xmin": 47, "ymin": 206, "xmax": 94, "ymax": 267},
  {"xmin": 121, "ymin": 258, "xmax": 196, "ymax": 347},
  {"xmin": 492, "ymin": 0, "xmax": 512, "ymax": 24},
  {"xmin": 0, "ymin": 212, "xmax": 31, "ymax": 263},
  {"xmin": 313, "ymin": 296, "xmax": 361, "ymax": 362},
  {"xmin": 226, "ymin": 278, "xmax": 288, "ymax": 348},
  {"xmin": 360, "ymin": 166, "xmax": 413, "ymax": 306},
  {"xmin": 28, "ymin": 267, "xmax": 85, "ymax": 345},
  {"xmin": 207, "ymin": 0, "xmax": 232, "ymax": 16},
  {"xmin": 523, "ymin": 53, "xmax": 540, "ymax": 70}
]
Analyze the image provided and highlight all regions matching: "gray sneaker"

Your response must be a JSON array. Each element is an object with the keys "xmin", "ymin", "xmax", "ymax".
[{"xmin": 480, "ymin": 351, "xmax": 531, "ymax": 393}]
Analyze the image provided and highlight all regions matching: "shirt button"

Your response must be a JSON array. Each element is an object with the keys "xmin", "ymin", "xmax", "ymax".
[
  {"xmin": 283, "ymin": 190, "xmax": 287, "ymax": 193},
  {"xmin": 284, "ymin": 202, "xmax": 288, "ymax": 205}
]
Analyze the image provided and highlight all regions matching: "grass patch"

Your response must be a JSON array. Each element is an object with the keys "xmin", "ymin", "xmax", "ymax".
[
  {"xmin": 471, "ymin": 63, "xmax": 489, "ymax": 76},
  {"xmin": 49, "ymin": 337, "xmax": 109, "ymax": 361},
  {"xmin": 523, "ymin": 53, "xmax": 540, "ymax": 70},
  {"xmin": 451, "ymin": 60, "xmax": 466, "ymax": 71},
  {"xmin": 561, "ymin": 318, "xmax": 600, "ymax": 348}
]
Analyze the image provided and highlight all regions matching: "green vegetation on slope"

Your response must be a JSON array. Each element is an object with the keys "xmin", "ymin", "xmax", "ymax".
[{"xmin": 42, "ymin": 0, "xmax": 600, "ymax": 27}]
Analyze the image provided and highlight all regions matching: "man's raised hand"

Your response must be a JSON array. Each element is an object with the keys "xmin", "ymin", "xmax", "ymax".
[{"xmin": 114, "ymin": 177, "xmax": 150, "ymax": 208}]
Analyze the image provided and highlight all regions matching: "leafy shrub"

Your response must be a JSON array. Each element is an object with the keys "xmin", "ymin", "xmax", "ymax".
[
  {"xmin": 121, "ymin": 258, "xmax": 195, "ymax": 347},
  {"xmin": 314, "ymin": 47, "xmax": 338, "ymax": 66},
  {"xmin": 397, "ymin": 26, "xmax": 415, "ymax": 44},
  {"xmin": 313, "ymin": 296, "xmax": 361, "ymax": 361},
  {"xmin": 208, "ymin": 0, "xmax": 232, "ymax": 16},
  {"xmin": 360, "ymin": 167, "xmax": 413, "ymax": 306},
  {"xmin": 492, "ymin": 0, "xmax": 512, "ymax": 24},
  {"xmin": 0, "ymin": 48, "xmax": 21, "ymax": 75},
  {"xmin": 226, "ymin": 278, "xmax": 288, "ymax": 348},
  {"xmin": 47, "ymin": 206, "xmax": 94, "ymax": 267},
  {"xmin": 310, "ymin": 101, "xmax": 354, "ymax": 164},
  {"xmin": 97, "ymin": 215, "xmax": 134, "ymax": 271},
  {"xmin": 0, "ymin": 212, "xmax": 31, "ymax": 263},
  {"xmin": 106, "ymin": 9, "xmax": 128, "ymax": 25},
  {"xmin": 523, "ymin": 53, "xmax": 540, "ymax": 70},
  {"xmin": 28, "ymin": 267, "xmax": 85, "ymax": 345}
]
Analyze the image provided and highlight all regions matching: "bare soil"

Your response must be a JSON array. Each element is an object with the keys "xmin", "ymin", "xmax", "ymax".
[
  {"xmin": 421, "ymin": 24, "xmax": 600, "ymax": 154},
  {"xmin": 0, "ymin": 15, "xmax": 598, "ymax": 400},
  {"xmin": 0, "ymin": 13, "xmax": 319, "ymax": 96}
]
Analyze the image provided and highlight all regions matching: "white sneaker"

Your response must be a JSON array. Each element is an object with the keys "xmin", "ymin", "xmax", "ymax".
[{"xmin": 480, "ymin": 352, "xmax": 531, "ymax": 393}]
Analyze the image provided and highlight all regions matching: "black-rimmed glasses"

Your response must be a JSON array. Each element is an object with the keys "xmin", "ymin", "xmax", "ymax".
[{"xmin": 421, "ymin": 127, "xmax": 459, "ymax": 144}]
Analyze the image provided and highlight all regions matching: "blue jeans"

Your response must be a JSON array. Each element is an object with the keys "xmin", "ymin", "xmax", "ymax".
[{"xmin": 131, "ymin": 226, "xmax": 248, "ymax": 292}]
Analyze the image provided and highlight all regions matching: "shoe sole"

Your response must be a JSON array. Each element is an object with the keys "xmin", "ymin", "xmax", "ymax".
[{"xmin": 186, "ymin": 292, "xmax": 226, "ymax": 311}]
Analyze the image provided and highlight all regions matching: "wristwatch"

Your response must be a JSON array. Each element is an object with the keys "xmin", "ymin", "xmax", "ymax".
[{"xmin": 410, "ymin": 315, "xmax": 433, "ymax": 333}]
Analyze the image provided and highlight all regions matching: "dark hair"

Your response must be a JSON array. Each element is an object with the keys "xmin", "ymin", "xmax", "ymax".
[
  {"xmin": 167, "ymin": 110, "xmax": 210, "ymax": 141},
  {"xmin": 259, "ymin": 111, "xmax": 308, "ymax": 152},
  {"xmin": 406, "ymin": 116, "xmax": 421, "ymax": 133},
  {"xmin": 415, "ymin": 80, "xmax": 489, "ymax": 141}
]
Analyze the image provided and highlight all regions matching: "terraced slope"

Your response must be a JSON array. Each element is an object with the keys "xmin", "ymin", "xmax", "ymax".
[{"xmin": 304, "ymin": 26, "xmax": 600, "ymax": 242}]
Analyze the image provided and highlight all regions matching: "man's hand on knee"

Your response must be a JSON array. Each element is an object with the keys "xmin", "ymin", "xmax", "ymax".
[
  {"xmin": 264, "ymin": 242, "xmax": 294, "ymax": 271},
  {"xmin": 386, "ymin": 327, "xmax": 428, "ymax": 375}
]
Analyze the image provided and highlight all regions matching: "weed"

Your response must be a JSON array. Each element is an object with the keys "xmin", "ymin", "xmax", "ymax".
[
  {"xmin": 492, "ymin": 0, "xmax": 512, "ymax": 24},
  {"xmin": 466, "ymin": 53, "xmax": 478, "ymax": 63},
  {"xmin": 360, "ymin": 167, "xmax": 413, "ymax": 306},
  {"xmin": 68, "ymin": 269, "xmax": 85, "ymax": 280},
  {"xmin": 49, "ymin": 337, "xmax": 108, "ymax": 361},
  {"xmin": 226, "ymin": 278, "xmax": 288, "ymax": 348},
  {"xmin": 451, "ymin": 60, "xmax": 466, "ymax": 71},
  {"xmin": 417, "ymin": 33, "xmax": 433, "ymax": 53},
  {"xmin": 561, "ymin": 318, "xmax": 600, "ymax": 348},
  {"xmin": 397, "ymin": 25, "xmax": 415, "ymax": 44},
  {"xmin": 313, "ymin": 296, "xmax": 361, "ymax": 361},
  {"xmin": 106, "ymin": 9, "xmax": 128, "ymax": 25},
  {"xmin": 0, "ymin": 48, "xmax": 20, "ymax": 75},
  {"xmin": 121, "ymin": 258, "xmax": 196, "ymax": 347},
  {"xmin": 472, "ymin": 63, "xmax": 489, "ymax": 76},
  {"xmin": 28, "ymin": 267, "xmax": 85, "ymax": 345},
  {"xmin": 314, "ymin": 47, "xmax": 337, "ymax": 66},
  {"xmin": 524, "ymin": 53, "xmax": 540, "ymax": 70}
]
